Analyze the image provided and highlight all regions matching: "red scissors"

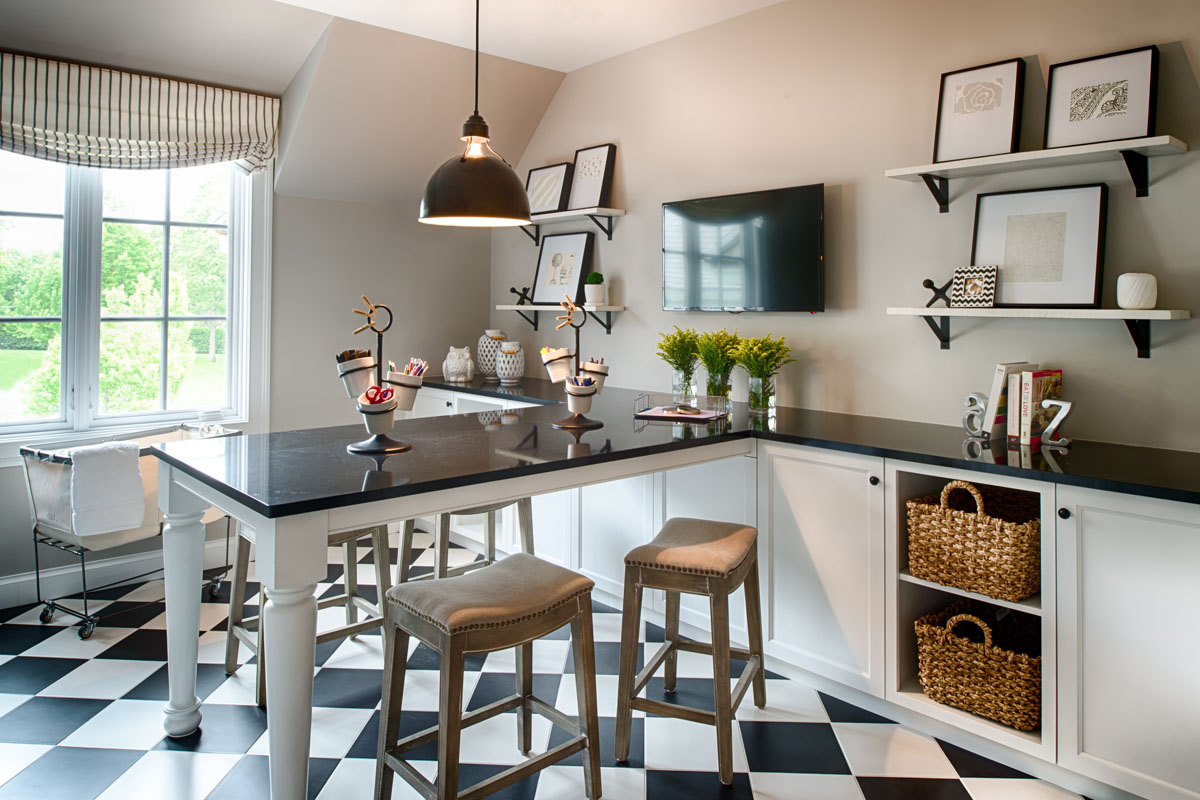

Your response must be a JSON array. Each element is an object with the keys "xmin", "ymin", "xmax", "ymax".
[{"xmin": 364, "ymin": 385, "xmax": 394, "ymax": 404}]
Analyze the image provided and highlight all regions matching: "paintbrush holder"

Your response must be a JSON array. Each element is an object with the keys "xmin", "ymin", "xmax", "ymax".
[
  {"xmin": 337, "ymin": 355, "xmax": 376, "ymax": 398},
  {"xmin": 580, "ymin": 361, "xmax": 608, "ymax": 393},
  {"xmin": 384, "ymin": 371, "xmax": 423, "ymax": 412},
  {"xmin": 542, "ymin": 348, "xmax": 573, "ymax": 383}
]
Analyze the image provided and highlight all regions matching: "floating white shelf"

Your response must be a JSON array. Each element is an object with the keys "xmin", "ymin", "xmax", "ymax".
[
  {"xmin": 894, "ymin": 677, "xmax": 1043, "ymax": 752},
  {"xmin": 519, "ymin": 207, "xmax": 626, "ymax": 245},
  {"xmin": 898, "ymin": 570, "xmax": 1041, "ymax": 616},
  {"xmin": 495, "ymin": 304, "xmax": 625, "ymax": 312},
  {"xmin": 887, "ymin": 306, "xmax": 1191, "ymax": 358},
  {"xmin": 885, "ymin": 135, "xmax": 1187, "ymax": 211},
  {"xmin": 495, "ymin": 304, "xmax": 625, "ymax": 335}
]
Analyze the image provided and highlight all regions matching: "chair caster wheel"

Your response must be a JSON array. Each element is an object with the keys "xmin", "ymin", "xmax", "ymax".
[
  {"xmin": 39, "ymin": 606, "xmax": 54, "ymax": 624},
  {"xmin": 207, "ymin": 581, "xmax": 222, "ymax": 599},
  {"xmin": 78, "ymin": 621, "xmax": 95, "ymax": 640}
]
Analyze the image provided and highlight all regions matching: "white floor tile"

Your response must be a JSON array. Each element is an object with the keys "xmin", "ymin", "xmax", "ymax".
[
  {"xmin": 457, "ymin": 711, "xmax": 552, "ymax": 765},
  {"xmin": 0, "ymin": 655, "xmax": 11, "ymax": 668},
  {"xmin": 832, "ymin": 722, "xmax": 959, "ymax": 779},
  {"xmin": 533, "ymin": 764, "xmax": 644, "ymax": 800},
  {"xmin": 5, "ymin": 600, "xmax": 114, "ymax": 626},
  {"xmin": 410, "ymin": 547, "xmax": 478, "ymax": 569},
  {"xmin": 0, "ymin": 742, "xmax": 53, "ymax": 787},
  {"xmin": 643, "ymin": 716, "xmax": 749, "ymax": 773},
  {"xmin": 393, "ymin": 668, "xmax": 480, "ymax": 714},
  {"xmin": 247, "ymin": 706, "xmax": 373, "ymax": 759},
  {"xmin": 962, "ymin": 777, "xmax": 1087, "ymax": 800},
  {"xmin": 38, "ymin": 658, "xmax": 162, "ymax": 699},
  {"xmin": 751, "ymin": 772, "xmax": 866, "ymax": 800},
  {"xmin": 0, "ymin": 694, "xmax": 31, "ymax": 719},
  {"xmin": 115, "ymin": 580, "xmax": 165, "ymax": 603},
  {"xmin": 734, "ymin": 679, "xmax": 829, "ymax": 724},
  {"xmin": 322, "ymin": 635, "xmax": 386, "ymax": 670},
  {"xmin": 94, "ymin": 750, "xmax": 241, "ymax": 800},
  {"xmin": 59, "ymin": 699, "xmax": 170, "ymax": 750},
  {"xmin": 143, "ymin": 602, "xmax": 230, "ymax": 631},
  {"xmin": 480, "ymin": 640, "xmax": 571, "ymax": 674},
  {"xmin": 554, "ymin": 674, "xmax": 643, "ymax": 719},
  {"xmin": 588, "ymin": 612, "xmax": 629, "ymax": 644},
  {"xmin": 20, "ymin": 625, "xmax": 135, "ymax": 658},
  {"xmin": 317, "ymin": 757, "xmax": 433, "ymax": 799},
  {"xmin": 205, "ymin": 667, "xmax": 265, "ymax": 706},
  {"xmin": 197, "ymin": 630, "xmax": 243, "ymax": 664}
]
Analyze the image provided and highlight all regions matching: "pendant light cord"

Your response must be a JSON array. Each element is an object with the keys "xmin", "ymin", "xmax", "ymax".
[{"xmin": 473, "ymin": 0, "xmax": 480, "ymax": 116}]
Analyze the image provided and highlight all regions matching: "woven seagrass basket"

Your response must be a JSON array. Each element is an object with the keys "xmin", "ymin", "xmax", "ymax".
[
  {"xmin": 915, "ymin": 601, "xmax": 1041, "ymax": 731},
  {"xmin": 906, "ymin": 480, "xmax": 1040, "ymax": 602}
]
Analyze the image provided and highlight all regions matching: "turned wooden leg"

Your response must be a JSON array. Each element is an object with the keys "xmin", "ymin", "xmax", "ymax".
[
  {"xmin": 664, "ymin": 590, "xmax": 680, "ymax": 692},
  {"xmin": 372, "ymin": 526, "xmax": 391, "ymax": 605},
  {"xmin": 375, "ymin": 619, "xmax": 408, "ymax": 800},
  {"xmin": 161, "ymin": 500, "xmax": 207, "ymax": 738},
  {"xmin": 710, "ymin": 586, "xmax": 734, "ymax": 786},
  {"xmin": 343, "ymin": 540, "xmax": 359, "ymax": 633},
  {"xmin": 572, "ymin": 600, "xmax": 603, "ymax": 800},
  {"xmin": 743, "ymin": 556, "xmax": 767, "ymax": 708},
  {"xmin": 515, "ymin": 641, "xmax": 533, "ymax": 755},
  {"xmin": 614, "ymin": 566, "xmax": 642, "ymax": 763},
  {"xmin": 398, "ymin": 519, "xmax": 415, "ymax": 584},
  {"xmin": 224, "ymin": 531, "xmax": 251, "ymax": 675}
]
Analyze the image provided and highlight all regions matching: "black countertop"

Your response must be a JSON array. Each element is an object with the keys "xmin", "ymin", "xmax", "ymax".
[{"xmin": 153, "ymin": 380, "xmax": 1200, "ymax": 517}]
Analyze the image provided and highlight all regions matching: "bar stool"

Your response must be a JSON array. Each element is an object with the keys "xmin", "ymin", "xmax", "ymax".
[
  {"xmin": 224, "ymin": 524, "xmax": 391, "ymax": 707},
  {"xmin": 396, "ymin": 497, "xmax": 534, "ymax": 583},
  {"xmin": 614, "ymin": 517, "xmax": 766, "ymax": 785},
  {"xmin": 376, "ymin": 553, "xmax": 602, "ymax": 800}
]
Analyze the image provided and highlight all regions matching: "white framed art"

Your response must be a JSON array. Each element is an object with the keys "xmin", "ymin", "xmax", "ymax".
[
  {"xmin": 567, "ymin": 143, "xmax": 616, "ymax": 209},
  {"xmin": 525, "ymin": 162, "xmax": 573, "ymax": 214},
  {"xmin": 1044, "ymin": 46, "xmax": 1158, "ymax": 148},
  {"xmin": 934, "ymin": 58, "xmax": 1025, "ymax": 162},
  {"xmin": 531, "ymin": 232, "xmax": 595, "ymax": 305}
]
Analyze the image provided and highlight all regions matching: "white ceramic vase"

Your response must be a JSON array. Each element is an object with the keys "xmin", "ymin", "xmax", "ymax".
[
  {"xmin": 1117, "ymin": 273, "xmax": 1157, "ymax": 310},
  {"xmin": 584, "ymin": 283, "xmax": 606, "ymax": 305},
  {"xmin": 476, "ymin": 329, "xmax": 505, "ymax": 376},
  {"xmin": 496, "ymin": 342, "xmax": 524, "ymax": 385}
]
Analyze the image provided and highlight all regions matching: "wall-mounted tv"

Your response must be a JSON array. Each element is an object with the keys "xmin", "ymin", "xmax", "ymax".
[{"xmin": 662, "ymin": 184, "xmax": 824, "ymax": 312}]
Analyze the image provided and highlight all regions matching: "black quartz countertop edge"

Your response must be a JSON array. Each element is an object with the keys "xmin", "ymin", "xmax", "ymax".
[{"xmin": 422, "ymin": 376, "xmax": 562, "ymax": 405}]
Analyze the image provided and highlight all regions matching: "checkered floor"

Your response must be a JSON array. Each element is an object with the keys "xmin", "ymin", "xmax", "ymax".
[{"xmin": 0, "ymin": 531, "xmax": 1092, "ymax": 800}]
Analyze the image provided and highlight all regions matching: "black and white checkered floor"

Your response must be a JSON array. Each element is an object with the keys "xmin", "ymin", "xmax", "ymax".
[{"xmin": 0, "ymin": 532, "xmax": 1091, "ymax": 799}]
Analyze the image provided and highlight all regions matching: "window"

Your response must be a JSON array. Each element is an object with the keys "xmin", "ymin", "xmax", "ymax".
[{"xmin": 0, "ymin": 150, "xmax": 249, "ymax": 435}]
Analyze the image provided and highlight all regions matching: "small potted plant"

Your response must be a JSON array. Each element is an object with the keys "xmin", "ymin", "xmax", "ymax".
[
  {"xmin": 584, "ymin": 271, "xmax": 606, "ymax": 305},
  {"xmin": 734, "ymin": 334, "xmax": 794, "ymax": 416},
  {"xmin": 696, "ymin": 329, "xmax": 739, "ymax": 403},
  {"xmin": 655, "ymin": 326, "xmax": 699, "ymax": 402}
]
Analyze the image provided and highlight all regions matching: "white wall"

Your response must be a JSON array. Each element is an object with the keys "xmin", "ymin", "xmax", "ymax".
[{"xmin": 491, "ymin": 0, "xmax": 1200, "ymax": 451}]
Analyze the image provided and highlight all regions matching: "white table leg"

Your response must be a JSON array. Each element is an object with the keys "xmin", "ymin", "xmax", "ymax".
[
  {"xmin": 263, "ymin": 584, "xmax": 318, "ymax": 798},
  {"xmin": 159, "ymin": 466, "xmax": 209, "ymax": 737}
]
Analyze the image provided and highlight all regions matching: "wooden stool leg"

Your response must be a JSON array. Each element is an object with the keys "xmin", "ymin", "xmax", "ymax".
[
  {"xmin": 515, "ymin": 642, "xmax": 533, "ymax": 755},
  {"xmin": 710, "ymin": 586, "xmax": 734, "ymax": 785},
  {"xmin": 343, "ymin": 540, "xmax": 359, "ymax": 633},
  {"xmin": 517, "ymin": 497, "xmax": 535, "ymax": 555},
  {"xmin": 255, "ymin": 616, "xmax": 266, "ymax": 708},
  {"xmin": 437, "ymin": 636, "xmax": 466, "ymax": 800},
  {"xmin": 397, "ymin": 519, "xmax": 415, "ymax": 584},
  {"xmin": 435, "ymin": 514, "xmax": 451, "ymax": 579},
  {"xmin": 372, "ymin": 526, "xmax": 392, "ymax": 601},
  {"xmin": 664, "ymin": 590, "xmax": 680, "ymax": 692},
  {"xmin": 375, "ymin": 622, "xmax": 409, "ymax": 800},
  {"xmin": 571, "ymin": 600, "xmax": 603, "ymax": 800},
  {"xmin": 743, "ymin": 556, "xmax": 767, "ymax": 708},
  {"xmin": 485, "ymin": 512, "xmax": 497, "ymax": 566},
  {"xmin": 224, "ymin": 532, "xmax": 251, "ymax": 674},
  {"xmin": 614, "ymin": 566, "xmax": 642, "ymax": 762}
]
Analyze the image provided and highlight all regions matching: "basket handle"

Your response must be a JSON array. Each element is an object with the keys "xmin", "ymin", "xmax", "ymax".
[
  {"xmin": 940, "ymin": 480, "xmax": 985, "ymax": 515},
  {"xmin": 945, "ymin": 613, "xmax": 993, "ymax": 649}
]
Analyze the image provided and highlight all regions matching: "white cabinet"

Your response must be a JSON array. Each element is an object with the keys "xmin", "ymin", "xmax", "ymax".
[
  {"xmin": 578, "ymin": 475, "xmax": 656, "ymax": 599},
  {"xmin": 1057, "ymin": 486, "xmax": 1200, "ymax": 800},
  {"xmin": 407, "ymin": 387, "xmax": 456, "ymax": 419},
  {"xmin": 758, "ymin": 443, "xmax": 885, "ymax": 696}
]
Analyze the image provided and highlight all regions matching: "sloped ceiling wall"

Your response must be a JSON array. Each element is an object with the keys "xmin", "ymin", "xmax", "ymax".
[{"xmin": 274, "ymin": 17, "xmax": 565, "ymax": 205}]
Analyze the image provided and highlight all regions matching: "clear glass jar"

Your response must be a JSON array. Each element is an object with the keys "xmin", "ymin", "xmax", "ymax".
[
  {"xmin": 748, "ymin": 375, "xmax": 776, "ymax": 417},
  {"xmin": 672, "ymin": 369, "xmax": 697, "ymax": 404},
  {"xmin": 705, "ymin": 369, "xmax": 732, "ymax": 404}
]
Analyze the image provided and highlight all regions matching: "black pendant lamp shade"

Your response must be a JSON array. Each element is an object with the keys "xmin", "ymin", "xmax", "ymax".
[{"xmin": 418, "ymin": 2, "xmax": 531, "ymax": 227}]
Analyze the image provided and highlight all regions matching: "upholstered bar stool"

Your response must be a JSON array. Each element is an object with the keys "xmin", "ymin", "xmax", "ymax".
[
  {"xmin": 614, "ymin": 517, "xmax": 766, "ymax": 785},
  {"xmin": 376, "ymin": 553, "xmax": 603, "ymax": 800},
  {"xmin": 224, "ymin": 524, "xmax": 391, "ymax": 707},
  {"xmin": 396, "ymin": 496, "xmax": 534, "ymax": 583}
]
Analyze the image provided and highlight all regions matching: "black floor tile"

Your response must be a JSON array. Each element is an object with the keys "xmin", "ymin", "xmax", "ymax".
[
  {"xmin": 566, "ymin": 641, "xmax": 642, "ymax": 675},
  {"xmin": 645, "ymin": 677, "xmax": 720, "ymax": 714},
  {"xmin": 0, "ymin": 696, "xmax": 111, "ymax": 744},
  {"xmin": 406, "ymin": 641, "xmax": 487, "ymax": 672},
  {"xmin": 0, "ymin": 655, "xmax": 87, "ymax": 694},
  {"xmin": 95, "ymin": 629, "xmax": 169, "ymax": 661},
  {"xmin": 0, "ymin": 604, "xmax": 37, "ymax": 625},
  {"xmin": 121, "ymin": 662, "xmax": 230, "ymax": 702},
  {"xmin": 154, "ymin": 703, "xmax": 268, "ymax": 754},
  {"xmin": 819, "ymin": 691, "xmax": 895, "ymax": 724},
  {"xmin": 467, "ymin": 672, "xmax": 561, "ymax": 713},
  {"xmin": 550, "ymin": 715, "xmax": 645, "ymax": 769},
  {"xmin": 311, "ymin": 667, "xmax": 384, "ymax": 709},
  {"xmin": 205, "ymin": 754, "xmax": 338, "ymax": 800},
  {"xmin": 90, "ymin": 601, "xmax": 167, "ymax": 629},
  {"xmin": 857, "ymin": 776, "xmax": 974, "ymax": 800},
  {"xmin": 645, "ymin": 769, "xmax": 754, "ymax": 799},
  {"xmin": 738, "ymin": 721, "xmax": 852, "ymax": 774},
  {"xmin": 450, "ymin": 762, "xmax": 539, "ymax": 800},
  {"xmin": 0, "ymin": 745, "xmax": 142, "ymax": 800},
  {"xmin": 0, "ymin": 623, "xmax": 64, "ymax": 655},
  {"xmin": 937, "ymin": 738, "xmax": 1031, "ymax": 779},
  {"xmin": 347, "ymin": 709, "xmax": 441, "ymax": 761}
]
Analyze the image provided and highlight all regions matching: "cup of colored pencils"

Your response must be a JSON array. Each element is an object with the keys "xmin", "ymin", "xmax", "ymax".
[{"xmin": 384, "ymin": 358, "xmax": 427, "ymax": 411}]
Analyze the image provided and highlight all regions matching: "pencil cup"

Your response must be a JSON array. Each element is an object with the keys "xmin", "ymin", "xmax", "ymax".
[
  {"xmin": 565, "ymin": 383, "xmax": 596, "ymax": 415},
  {"xmin": 338, "ymin": 356, "xmax": 376, "ymax": 398},
  {"xmin": 384, "ymin": 371, "xmax": 422, "ymax": 412},
  {"xmin": 356, "ymin": 393, "xmax": 397, "ymax": 435},
  {"xmin": 541, "ymin": 348, "xmax": 573, "ymax": 383},
  {"xmin": 580, "ymin": 361, "xmax": 609, "ymax": 393}
]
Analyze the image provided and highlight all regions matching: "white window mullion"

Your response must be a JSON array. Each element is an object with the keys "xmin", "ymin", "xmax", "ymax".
[{"xmin": 62, "ymin": 166, "xmax": 103, "ymax": 431}]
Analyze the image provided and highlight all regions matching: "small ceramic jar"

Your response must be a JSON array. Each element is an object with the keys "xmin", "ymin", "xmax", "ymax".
[
  {"xmin": 356, "ymin": 392, "xmax": 397, "ymax": 435},
  {"xmin": 565, "ymin": 382, "xmax": 596, "ymax": 414},
  {"xmin": 384, "ymin": 371, "xmax": 422, "ymax": 412},
  {"xmin": 496, "ymin": 341, "xmax": 524, "ymax": 385},
  {"xmin": 541, "ymin": 347, "xmax": 573, "ymax": 383},
  {"xmin": 580, "ymin": 360, "xmax": 608, "ymax": 392},
  {"xmin": 1117, "ymin": 273, "xmax": 1157, "ymax": 309},
  {"xmin": 476, "ymin": 329, "xmax": 506, "ymax": 376},
  {"xmin": 337, "ymin": 355, "xmax": 376, "ymax": 398}
]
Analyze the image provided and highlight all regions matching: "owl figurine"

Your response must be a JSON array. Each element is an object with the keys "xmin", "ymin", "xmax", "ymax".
[{"xmin": 442, "ymin": 346, "xmax": 474, "ymax": 382}]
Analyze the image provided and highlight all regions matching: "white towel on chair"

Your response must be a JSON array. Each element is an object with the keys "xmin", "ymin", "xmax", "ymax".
[{"xmin": 69, "ymin": 441, "xmax": 146, "ymax": 541}]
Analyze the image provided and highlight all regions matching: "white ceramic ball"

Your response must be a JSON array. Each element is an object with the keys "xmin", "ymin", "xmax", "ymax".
[{"xmin": 1117, "ymin": 273, "xmax": 1157, "ymax": 310}]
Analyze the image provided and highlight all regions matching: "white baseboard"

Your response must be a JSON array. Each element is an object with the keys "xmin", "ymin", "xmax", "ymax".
[{"xmin": 0, "ymin": 537, "xmax": 233, "ymax": 611}]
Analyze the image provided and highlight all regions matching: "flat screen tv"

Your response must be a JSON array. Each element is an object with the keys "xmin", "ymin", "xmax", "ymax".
[{"xmin": 662, "ymin": 184, "xmax": 824, "ymax": 312}]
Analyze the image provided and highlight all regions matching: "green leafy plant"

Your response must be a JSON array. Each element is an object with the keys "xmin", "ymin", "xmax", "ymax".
[
  {"xmin": 655, "ymin": 326, "xmax": 699, "ymax": 385},
  {"xmin": 733, "ymin": 334, "xmax": 794, "ymax": 379},
  {"xmin": 696, "ymin": 329, "xmax": 739, "ymax": 396},
  {"xmin": 585, "ymin": 271, "xmax": 604, "ymax": 285}
]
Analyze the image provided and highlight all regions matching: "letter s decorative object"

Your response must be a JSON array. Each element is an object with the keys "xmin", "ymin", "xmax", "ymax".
[{"xmin": 962, "ymin": 392, "xmax": 989, "ymax": 439}]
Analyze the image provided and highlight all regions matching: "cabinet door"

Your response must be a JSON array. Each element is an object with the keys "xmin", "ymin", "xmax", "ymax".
[
  {"xmin": 408, "ymin": 388, "xmax": 455, "ymax": 418},
  {"xmin": 758, "ymin": 443, "xmax": 885, "ymax": 696},
  {"xmin": 455, "ymin": 395, "xmax": 506, "ymax": 415},
  {"xmin": 579, "ymin": 476, "xmax": 656, "ymax": 600},
  {"xmin": 1057, "ymin": 486, "xmax": 1200, "ymax": 800}
]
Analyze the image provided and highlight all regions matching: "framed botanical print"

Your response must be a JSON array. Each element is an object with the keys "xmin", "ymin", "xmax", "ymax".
[
  {"xmin": 971, "ymin": 184, "xmax": 1108, "ymax": 308},
  {"xmin": 1044, "ymin": 46, "xmax": 1158, "ymax": 148},
  {"xmin": 567, "ymin": 143, "xmax": 616, "ymax": 209},
  {"xmin": 934, "ymin": 58, "xmax": 1025, "ymax": 162},
  {"xmin": 531, "ymin": 232, "xmax": 595, "ymax": 305},
  {"xmin": 525, "ymin": 162, "xmax": 573, "ymax": 214}
]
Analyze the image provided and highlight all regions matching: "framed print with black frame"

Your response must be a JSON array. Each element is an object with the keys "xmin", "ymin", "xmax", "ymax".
[
  {"xmin": 933, "ymin": 58, "xmax": 1025, "ymax": 163},
  {"xmin": 1044, "ymin": 45, "xmax": 1158, "ymax": 149},
  {"xmin": 971, "ymin": 184, "xmax": 1108, "ymax": 308},
  {"xmin": 531, "ymin": 231, "xmax": 595, "ymax": 305},
  {"xmin": 567, "ymin": 143, "xmax": 616, "ymax": 209},
  {"xmin": 525, "ymin": 162, "xmax": 573, "ymax": 214}
]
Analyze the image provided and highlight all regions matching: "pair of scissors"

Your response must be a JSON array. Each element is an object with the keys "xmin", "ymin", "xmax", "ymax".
[{"xmin": 364, "ymin": 385, "xmax": 394, "ymax": 404}]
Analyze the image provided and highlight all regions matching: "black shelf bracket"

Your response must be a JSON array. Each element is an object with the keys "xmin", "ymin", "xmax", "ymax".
[
  {"xmin": 514, "ymin": 309, "xmax": 539, "ymax": 331},
  {"xmin": 919, "ymin": 174, "xmax": 950, "ymax": 213},
  {"xmin": 1120, "ymin": 150, "xmax": 1149, "ymax": 198},
  {"xmin": 921, "ymin": 315, "xmax": 951, "ymax": 349},
  {"xmin": 586, "ymin": 214, "xmax": 615, "ymax": 240},
  {"xmin": 520, "ymin": 213, "xmax": 617, "ymax": 245},
  {"xmin": 1124, "ymin": 319, "xmax": 1152, "ymax": 358},
  {"xmin": 520, "ymin": 224, "xmax": 540, "ymax": 246},
  {"xmin": 585, "ymin": 308, "xmax": 614, "ymax": 334}
]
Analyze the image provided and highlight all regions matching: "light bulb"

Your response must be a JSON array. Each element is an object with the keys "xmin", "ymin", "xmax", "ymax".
[{"xmin": 463, "ymin": 136, "xmax": 488, "ymax": 158}]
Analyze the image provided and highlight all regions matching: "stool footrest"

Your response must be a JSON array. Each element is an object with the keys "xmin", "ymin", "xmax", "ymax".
[
  {"xmin": 314, "ymin": 616, "xmax": 383, "ymax": 644},
  {"xmin": 673, "ymin": 638, "xmax": 754, "ymax": 662},
  {"xmin": 730, "ymin": 654, "xmax": 762, "ymax": 714},
  {"xmin": 396, "ymin": 695, "xmax": 523, "ymax": 755},
  {"xmin": 633, "ymin": 641, "xmax": 675, "ymax": 694},
  {"xmin": 460, "ymin": 737, "xmax": 586, "ymax": 800},
  {"xmin": 631, "ymin": 696, "xmax": 717, "ymax": 725}
]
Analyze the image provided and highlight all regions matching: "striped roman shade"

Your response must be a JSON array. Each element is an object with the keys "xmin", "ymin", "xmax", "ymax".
[{"xmin": 0, "ymin": 51, "xmax": 279, "ymax": 172}]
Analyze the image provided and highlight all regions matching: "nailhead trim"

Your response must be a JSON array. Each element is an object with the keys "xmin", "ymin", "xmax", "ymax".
[{"xmin": 387, "ymin": 585, "xmax": 592, "ymax": 635}]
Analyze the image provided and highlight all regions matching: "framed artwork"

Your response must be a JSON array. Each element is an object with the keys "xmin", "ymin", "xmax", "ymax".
[
  {"xmin": 1044, "ymin": 46, "xmax": 1158, "ymax": 148},
  {"xmin": 971, "ymin": 184, "xmax": 1108, "ymax": 308},
  {"xmin": 531, "ymin": 232, "xmax": 595, "ymax": 305},
  {"xmin": 934, "ymin": 58, "xmax": 1025, "ymax": 162},
  {"xmin": 525, "ymin": 162, "xmax": 573, "ymax": 214},
  {"xmin": 567, "ymin": 143, "xmax": 616, "ymax": 209},
  {"xmin": 950, "ymin": 265, "xmax": 998, "ymax": 307}
]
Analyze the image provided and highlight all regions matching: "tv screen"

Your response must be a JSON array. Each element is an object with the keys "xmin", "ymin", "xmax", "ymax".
[{"xmin": 662, "ymin": 184, "xmax": 824, "ymax": 312}]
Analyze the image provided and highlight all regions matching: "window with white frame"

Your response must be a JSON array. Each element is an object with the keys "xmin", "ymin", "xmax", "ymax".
[{"xmin": 0, "ymin": 149, "xmax": 248, "ymax": 434}]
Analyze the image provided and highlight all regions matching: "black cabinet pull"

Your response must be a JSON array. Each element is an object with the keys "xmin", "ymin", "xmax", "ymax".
[
  {"xmin": 869, "ymin": 476, "xmax": 880, "ymax": 486},
  {"xmin": 446, "ymin": 400, "xmax": 453, "ymax": 407},
  {"xmin": 1058, "ymin": 507, "xmax": 1071, "ymax": 520}
]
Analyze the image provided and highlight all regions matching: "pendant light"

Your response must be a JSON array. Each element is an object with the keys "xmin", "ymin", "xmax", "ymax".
[{"xmin": 418, "ymin": 0, "xmax": 531, "ymax": 227}]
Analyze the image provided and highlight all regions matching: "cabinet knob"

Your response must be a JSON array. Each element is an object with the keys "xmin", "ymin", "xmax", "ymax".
[
  {"xmin": 446, "ymin": 400, "xmax": 453, "ymax": 407},
  {"xmin": 869, "ymin": 476, "xmax": 880, "ymax": 486},
  {"xmin": 1058, "ymin": 507, "xmax": 1071, "ymax": 520}
]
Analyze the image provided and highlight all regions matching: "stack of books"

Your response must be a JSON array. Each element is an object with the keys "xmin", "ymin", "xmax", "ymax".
[{"xmin": 980, "ymin": 362, "xmax": 1063, "ymax": 449}]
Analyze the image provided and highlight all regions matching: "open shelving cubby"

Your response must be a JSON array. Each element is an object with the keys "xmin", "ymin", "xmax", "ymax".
[{"xmin": 885, "ymin": 462, "xmax": 1056, "ymax": 760}]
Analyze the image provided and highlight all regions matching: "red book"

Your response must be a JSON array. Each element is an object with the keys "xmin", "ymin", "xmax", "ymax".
[{"xmin": 1020, "ymin": 369, "xmax": 1063, "ymax": 447}]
